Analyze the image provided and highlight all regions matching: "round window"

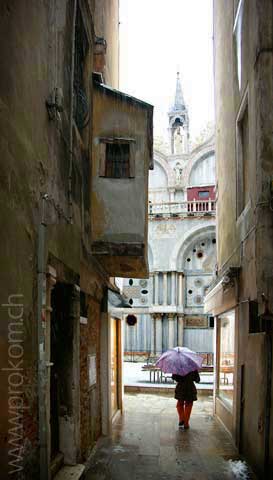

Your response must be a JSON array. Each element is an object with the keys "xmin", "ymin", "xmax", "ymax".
[
  {"xmin": 141, "ymin": 289, "xmax": 148, "ymax": 295},
  {"xmin": 129, "ymin": 298, "xmax": 133, "ymax": 305},
  {"xmin": 187, "ymin": 258, "xmax": 191, "ymax": 262},
  {"xmin": 188, "ymin": 289, "xmax": 193, "ymax": 295},
  {"xmin": 126, "ymin": 314, "xmax": 137, "ymax": 326},
  {"xmin": 129, "ymin": 279, "xmax": 133, "ymax": 286},
  {"xmin": 197, "ymin": 251, "xmax": 203, "ymax": 259}
]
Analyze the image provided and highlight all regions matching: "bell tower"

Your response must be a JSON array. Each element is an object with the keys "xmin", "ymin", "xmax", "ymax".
[{"xmin": 168, "ymin": 72, "xmax": 190, "ymax": 154}]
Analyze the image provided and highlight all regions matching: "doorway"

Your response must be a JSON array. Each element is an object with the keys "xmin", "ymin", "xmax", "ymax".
[
  {"xmin": 111, "ymin": 317, "xmax": 121, "ymax": 418},
  {"xmin": 50, "ymin": 283, "xmax": 75, "ymax": 467}
]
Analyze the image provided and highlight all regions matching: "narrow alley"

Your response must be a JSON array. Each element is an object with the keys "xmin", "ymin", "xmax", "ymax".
[
  {"xmin": 1, "ymin": 0, "xmax": 273, "ymax": 479},
  {"xmin": 85, "ymin": 394, "xmax": 254, "ymax": 480}
]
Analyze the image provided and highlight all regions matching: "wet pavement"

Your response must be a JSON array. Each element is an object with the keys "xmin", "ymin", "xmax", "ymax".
[{"xmin": 85, "ymin": 393, "xmax": 255, "ymax": 480}]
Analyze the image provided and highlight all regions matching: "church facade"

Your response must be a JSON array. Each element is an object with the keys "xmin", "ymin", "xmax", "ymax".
[{"xmin": 122, "ymin": 74, "xmax": 216, "ymax": 361}]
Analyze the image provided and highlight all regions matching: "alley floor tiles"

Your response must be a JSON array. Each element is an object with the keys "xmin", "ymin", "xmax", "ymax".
[{"xmin": 85, "ymin": 394, "xmax": 256, "ymax": 480}]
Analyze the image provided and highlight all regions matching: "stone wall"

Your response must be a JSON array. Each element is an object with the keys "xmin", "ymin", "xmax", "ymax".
[
  {"xmin": 0, "ymin": 1, "xmax": 119, "ymax": 477},
  {"xmin": 213, "ymin": 0, "xmax": 273, "ymax": 476}
]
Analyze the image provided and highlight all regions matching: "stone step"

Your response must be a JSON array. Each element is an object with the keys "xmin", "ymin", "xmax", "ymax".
[{"xmin": 54, "ymin": 464, "xmax": 85, "ymax": 480}]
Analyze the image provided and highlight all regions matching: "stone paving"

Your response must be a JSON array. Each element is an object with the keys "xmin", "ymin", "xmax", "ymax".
[{"xmin": 85, "ymin": 393, "xmax": 255, "ymax": 480}]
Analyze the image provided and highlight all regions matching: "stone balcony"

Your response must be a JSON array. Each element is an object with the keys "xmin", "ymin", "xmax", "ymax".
[{"xmin": 149, "ymin": 200, "xmax": 216, "ymax": 218}]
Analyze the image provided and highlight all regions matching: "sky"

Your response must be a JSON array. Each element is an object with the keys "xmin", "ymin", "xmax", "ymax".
[{"xmin": 119, "ymin": 0, "xmax": 214, "ymax": 143}]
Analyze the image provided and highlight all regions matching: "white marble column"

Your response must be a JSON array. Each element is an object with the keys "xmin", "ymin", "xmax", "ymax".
[
  {"xmin": 154, "ymin": 272, "xmax": 159, "ymax": 305},
  {"xmin": 155, "ymin": 313, "xmax": 163, "ymax": 355},
  {"xmin": 177, "ymin": 314, "xmax": 184, "ymax": 347},
  {"xmin": 181, "ymin": 272, "xmax": 185, "ymax": 306},
  {"xmin": 178, "ymin": 273, "xmax": 183, "ymax": 307},
  {"xmin": 163, "ymin": 272, "xmax": 168, "ymax": 305},
  {"xmin": 150, "ymin": 314, "xmax": 155, "ymax": 355},
  {"xmin": 171, "ymin": 272, "xmax": 176, "ymax": 305},
  {"xmin": 168, "ymin": 313, "xmax": 176, "ymax": 348},
  {"xmin": 169, "ymin": 189, "xmax": 175, "ymax": 202}
]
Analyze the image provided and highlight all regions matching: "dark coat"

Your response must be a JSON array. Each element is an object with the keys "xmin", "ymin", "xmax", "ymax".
[{"xmin": 172, "ymin": 370, "xmax": 200, "ymax": 402}]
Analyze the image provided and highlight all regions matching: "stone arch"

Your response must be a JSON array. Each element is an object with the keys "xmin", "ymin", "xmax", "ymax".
[
  {"xmin": 149, "ymin": 150, "xmax": 173, "ymax": 188},
  {"xmin": 188, "ymin": 151, "xmax": 215, "ymax": 186},
  {"xmin": 182, "ymin": 229, "xmax": 216, "ymax": 273},
  {"xmin": 183, "ymin": 136, "xmax": 215, "ymax": 186},
  {"xmin": 170, "ymin": 223, "xmax": 216, "ymax": 270},
  {"xmin": 149, "ymin": 160, "xmax": 168, "ymax": 189}
]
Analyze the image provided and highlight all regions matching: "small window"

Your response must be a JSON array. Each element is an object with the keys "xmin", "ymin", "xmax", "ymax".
[
  {"xmin": 99, "ymin": 139, "xmax": 136, "ymax": 179},
  {"xmin": 209, "ymin": 316, "xmax": 214, "ymax": 328},
  {"xmin": 198, "ymin": 191, "xmax": 209, "ymax": 199},
  {"xmin": 126, "ymin": 314, "xmax": 137, "ymax": 326},
  {"xmin": 249, "ymin": 300, "xmax": 265, "ymax": 333},
  {"xmin": 80, "ymin": 291, "xmax": 88, "ymax": 318},
  {"xmin": 105, "ymin": 143, "xmax": 130, "ymax": 178}
]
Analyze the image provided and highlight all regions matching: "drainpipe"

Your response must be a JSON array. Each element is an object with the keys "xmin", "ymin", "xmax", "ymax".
[
  {"xmin": 264, "ymin": 330, "xmax": 272, "ymax": 475},
  {"xmin": 68, "ymin": 0, "xmax": 77, "ymax": 224},
  {"xmin": 260, "ymin": 294, "xmax": 273, "ymax": 476},
  {"xmin": 37, "ymin": 194, "xmax": 49, "ymax": 480}
]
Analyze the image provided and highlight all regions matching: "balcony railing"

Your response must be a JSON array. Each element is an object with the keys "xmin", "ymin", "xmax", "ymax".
[{"xmin": 149, "ymin": 200, "xmax": 216, "ymax": 217}]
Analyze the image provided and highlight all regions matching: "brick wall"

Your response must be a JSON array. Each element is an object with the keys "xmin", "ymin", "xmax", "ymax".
[{"xmin": 80, "ymin": 297, "xmax": 102, "ymax": 459}]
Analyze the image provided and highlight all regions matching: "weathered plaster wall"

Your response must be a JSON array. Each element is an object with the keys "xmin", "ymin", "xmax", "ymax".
[
  {"xmin": 0, "ymin": 1, "xmax": 119, "ymax": 476},
  {"xmin": 213, "ymin": 0, "xmax": 273, "ymax": 475},
  {"xmin": 91, "ymin": 87, "xmax": 150, "ymax": 244},
  {"xmin": 214, "ymin": 0, "xmax": 239, "ymax": 273},
  {"xmin": 0, "ymin": 2, "xmax": 78, "ymax": 475},
  {"xmin": 94, "ymin": 0, "xmax": 119, "ymax": 88}
]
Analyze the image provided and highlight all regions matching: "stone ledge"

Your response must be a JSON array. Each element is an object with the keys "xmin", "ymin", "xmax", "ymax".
[{"xmin": 125, "ymin": 384, "xmax": 213, "ymax": 395}]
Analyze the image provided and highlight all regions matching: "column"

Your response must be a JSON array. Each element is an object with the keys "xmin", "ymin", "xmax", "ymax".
[
  {"xmin": 155, "ymin": 313, "xmax": 163, "ymax": 355},
  {"xmin": 150, "ymin": 314, "xmax": 155, "ymax": 355},
  {"xmin": 181, "ymin": 272, "xmax": 185, "ymax": 306},
  {"xmin": 154, "ymin": 272, "xmax": 159, "ymax": 305},
  {"xmin": 169, "ymin": 189, "xmax": 175, "ymax": 202},
  {"xmin": 171, "ymin": 272, "xmax": 176, "ymax": 305},
  {"xmin": 168, "ymin": 313, "xmax": 176, "ymax": 348},
  {"xmin": 177, "ymin": 314, "xmax": 185, "ymax": 347},
  {"xmin": 163, "ymin": 272, "xmax": 168, "ymax": 305},
  {"xmin": 178, "ymin": 272, "xmax": 184, "ymax": 308}
]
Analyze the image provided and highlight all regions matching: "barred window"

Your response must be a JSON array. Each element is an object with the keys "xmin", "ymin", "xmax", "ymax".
[
  {"xmin": 99, "ymin": 139, "xmax": 136, "ymax": 179},
  {"xmin": 105, "ymin": 143, "xmax": 130, "ymax": 178}
]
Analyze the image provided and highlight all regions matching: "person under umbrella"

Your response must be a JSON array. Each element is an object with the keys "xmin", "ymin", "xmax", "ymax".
[
  {"xmin": 156, "ymin": 347, "xmax": 202, "ymax": 429},
  {"xmin": 172, "ymin": 369, "xmax": 200, "ymax": 429}
]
